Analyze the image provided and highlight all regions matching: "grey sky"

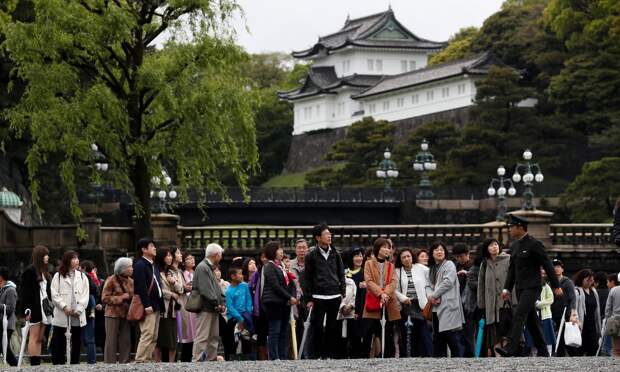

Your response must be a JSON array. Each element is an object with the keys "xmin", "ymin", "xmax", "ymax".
[{"xmin": 231, "ymin": 0, "xmax": 505, "ymax": 54}]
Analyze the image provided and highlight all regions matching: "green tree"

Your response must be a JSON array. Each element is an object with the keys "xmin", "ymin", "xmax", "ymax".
[
  {"xmin": 305, "ymin": 117, "xmax": 394, "ymax": 187},
  {"xmin": 545, "ymin": 0, "xmax": 620, "ymax": 139},
  {"xmin": 428, "ymin": 27, "xmax": 479, "ymax": 66},
  {"xmin": 1, "ymin": 0, "xmax": 258, "ymax": 237},
  {"xmin": 561, "ymin": 157, "xmax": 620, "ymax": 222}
]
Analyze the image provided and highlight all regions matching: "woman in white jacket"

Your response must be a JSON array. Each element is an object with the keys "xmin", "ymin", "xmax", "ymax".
[
  {"xmin": 395, "ymin": 248, "xmax": 433, "ymax": 357},
  {"xmin": 50, "ymin": 250, "xmax": 90, "ymax": 365}
]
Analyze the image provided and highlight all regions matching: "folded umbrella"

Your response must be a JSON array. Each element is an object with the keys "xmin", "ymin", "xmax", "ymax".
[
  {"xmin": 2, "ymin": 306, "xmax": 7, "ymax": 364},
  {"xmin": 380, "ymin": 305, "xmax": 386, "ymax": 358},
  {"xmin": 404, "ymin": 314, "xmax": 413, "ymax": 358},
  {"xmin": 298, "ymin": 307, "xmax": 312, "ymax": 359},
  {"xmin": 475, "ymin": 317, "xmax": 485, "ymax": 358},
  {"xmin": 290, "ymin": 306, "xmax": 298, "ymax": 360},
  {"xmin": 17, "ymin": 309, "xmax": 31, "ymax": 368},
  {"xmin": 65, "ymin": 317, "xmax": 72, "ymax": 365},
  {"xmin": 554, "ymin": 307, "xmax": 566, "ymax": 356}
]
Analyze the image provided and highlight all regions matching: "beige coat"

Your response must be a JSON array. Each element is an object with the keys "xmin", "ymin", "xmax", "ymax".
[
  {"xmin": 160, "ymin": 267, "xmax": 184, "ymax": 318},
  {"xmin": 362, "ymin": 258, "xmax": 401, "ymax": 321},
  {"xmin": 477, "ymin": 253, "xmax": 511, "ymax": 324},
  {"xmin": 50, "ymin": 270, "xmax": 90, "ymax": 327}
]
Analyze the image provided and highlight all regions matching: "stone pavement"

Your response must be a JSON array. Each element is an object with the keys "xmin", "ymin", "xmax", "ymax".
[{"xmin": 5, "ymin": 358, "xmax": 620, "ymax": 372}]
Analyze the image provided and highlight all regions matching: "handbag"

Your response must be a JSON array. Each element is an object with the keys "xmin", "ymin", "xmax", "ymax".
[
  {"xmin": 41, "ymin": 298, "xmax": 54, "ymax": 317},
  {"xmin": 498, "ymin": 300, "xmax": 513, "ymax": 337},
  {"xmin": 421, "ymin": 301, "xmax": 433, "ymax": 321},
  {"xmin": 564, "ymin": 321, "xmax": 582, "ymax": 347},
  {"xmin": 127, "ymin": 276, "xmax": 155, "ymax": 322},
  {"xmin": 604, "ymin": 315, "xmax": 620, "ymax": 337},
  {"xmin": 184, "ymin": 289, "xmax": 204, "ymax": 313},
  {"xmin": 364, "ymin": 262, "xmax": 393, "ymax": 312}
]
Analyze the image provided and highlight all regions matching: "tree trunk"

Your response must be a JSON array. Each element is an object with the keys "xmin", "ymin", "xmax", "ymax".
[{"xmin": 132, "ymin": 154, "xmax": 152, "ymax": 239}]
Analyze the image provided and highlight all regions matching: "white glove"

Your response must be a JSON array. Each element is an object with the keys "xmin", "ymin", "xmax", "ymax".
[{"xmin": 535, "ymin": 300, "xmax": 542, "ymax": 309}]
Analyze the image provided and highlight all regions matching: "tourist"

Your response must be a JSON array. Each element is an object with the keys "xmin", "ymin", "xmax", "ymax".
[
  {"xmin": 80, "ymin": 260, "xmax": 101, "ymax": 364},
  {"xmin": 550, "ymin": 258, "xmax": 577, "ymax": 356},
  {"xmin": 224, "ymin": 266, "xmax": 253, "ymax": 360},
  {"xmin": 344, "ymin": 247, "xmax": 369, "ymax": 358},
  {"xmin": 50, "ymin": 250, "xmax": 89, "ymax": 365},
  {"xmin": 595, "ymin": 271, "xmax": 610, "ymax": 321},
  {"xmin": 428, "ymin": 242, "xmax": 464, "ymax": 357},
  {"xmin": 335, "ymin": 266, "xmax": 356, "ymax": 359},
  {"xmin": 0, "ymin": 266, "xmax": 18, "ymax": 366},
  {"xmin": 417, "ymin": 249, "xmax": 429, "ymax": 266},
  {"xmin": 249, "ymin": 250, "xmax": 269, "ymax": 360},
  {"xmin": 453, "ymin": 243, "xmax": 475, "ymax": 357},
  {"xmin": 261, "ymin": 241, "xmax": 297, "ymax": 360},
  {"xmin": 496, "ymin": 215, "xmax": 561, "ymax": 358},
  {"xmin": 242, "ymin": 258, "xmax": 257, "ymax": 283},
  {"xmin": 604, "ymin": 273, "xmax": 620, "ymax": 356},
  {"xmin": 133, "ymin": 238, "xmax": 164, "ymax": 363},
  {"xmin": 101, "ymin": 257, "xmax": 134, "ymax": 363},
  {"xmin": 573, "ymin": 268, "xmax": 602, "ymax": 356},
  {"xmin": 395, "ymin": 247, "xmax": 432, "ymax": 357},
  {"xmin": 178, "ymin": 253, "xmax": 197, "ymax": 362},
  {"xmin": 20, "ymin": 245, "xmax": 52, "ymax": 366},
  {"xmin": 155, "ymin": 247, "xmax": 184, "ymax": 362},
  {"xmin": 363, "ymin": 237, "xmax": 400, "ymax": 358},
  {"xmin": 192, "ymin": 243, "xmax": 226, "ymax": 362},
  {"xmin": 477, "ymin": 238, "xmax": 511, "ymax": 356},
  {"xmin": 290, "ymin": 239, "xmax": 308, "ymax": 281},
  {"xmin": 532, "ymin": 268, "xmax": 555, "ymax": 356},
  {"xmin": 303, "ymin": 223, "xmax": 346, "ymax": 360}
]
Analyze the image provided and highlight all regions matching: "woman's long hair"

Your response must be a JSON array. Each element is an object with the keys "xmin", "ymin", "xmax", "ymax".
[
  {"xmin": 58, "ymin": 250, "xmax": 78, "ymax": 278},
  {"xmin": 32, "ymin": 245, "xmax": 51, "ymax": 281}
]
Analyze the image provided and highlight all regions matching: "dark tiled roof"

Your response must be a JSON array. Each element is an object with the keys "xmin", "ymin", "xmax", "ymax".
[
  {"xmin": 292, "ymin": 9, "xmax": 446, "ymax": 58},
  {"xmin": 278, "ymin": 67, "xmax": 384, "ymax": 101},
  {"xmin": 352, "ymin": 52, "xmax": 501, "ymax": 99}
]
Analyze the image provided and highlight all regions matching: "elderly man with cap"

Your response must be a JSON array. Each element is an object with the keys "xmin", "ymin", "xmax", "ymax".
[
  {"xmin": 550, "ymin": 258, "xmax": 577, "ymax": 356},
  {"xmin": 495, "ymin": 214, "xmax": 563, "ymax": 357},
  {"xmin": 192, "ymin": 243, "xmax": 226, "ymax": 362}
]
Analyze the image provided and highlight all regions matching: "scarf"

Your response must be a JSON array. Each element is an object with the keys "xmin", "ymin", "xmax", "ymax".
[{"xmin": 86, "ymin": 271, "xmax": 100, "ymax": 287}]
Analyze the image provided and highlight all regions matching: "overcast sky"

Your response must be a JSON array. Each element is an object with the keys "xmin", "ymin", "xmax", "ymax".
[{"xmin": 231, "ymin": 0, "xmax": 505, "ymax": 54}]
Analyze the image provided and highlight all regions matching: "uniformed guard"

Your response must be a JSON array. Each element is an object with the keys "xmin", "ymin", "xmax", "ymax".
[{"xmin": 495, "ymin": 214, "xmax": 563, "ymax": 357}]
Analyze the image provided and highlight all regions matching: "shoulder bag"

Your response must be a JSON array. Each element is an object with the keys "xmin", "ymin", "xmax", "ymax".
[{"xmin": 127, "ymin": 275, "xmax": 154, "ymax": 322}]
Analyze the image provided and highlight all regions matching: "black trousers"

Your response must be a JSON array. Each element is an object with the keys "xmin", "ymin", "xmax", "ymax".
[
  {"xmin": 1, "ymin": 329, "xmax": 17, "ymax": 366},
  {"xmin": 310, "ymin": 297, "xmax": 341, "ymax": 359},
  {"xmin": 506, "ymin": 288, "xmax": 547, "ymax": 356},
  {"xmin": 432, "ymin": 313, "xmax": 464, "ymax": 357},
  {"xmin": 51, "ymin": 325, "xmax": 82, "ymax": 365}
]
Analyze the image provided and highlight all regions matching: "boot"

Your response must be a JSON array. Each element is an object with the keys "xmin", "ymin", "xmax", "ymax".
[
  {"xmin": 30, "ymin": 356, "xmax": 41, "ymax": 366},
  {"xmin": 257, "ymin": 346, "xmax": 268, "ymax": 360}
]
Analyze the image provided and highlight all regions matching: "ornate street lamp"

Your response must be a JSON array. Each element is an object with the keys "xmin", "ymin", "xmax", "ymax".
[
  {"xmin": 150, "ymin": 169, "xmax": 177, "ymax": 213},
  {"xmin": 487, "ymin": 165, "xmax": 517, "ymax": 221},
  {"xmin": 90, "ymin": 143, "xmax": 109, "ymax": 207},
  {"xmin": 512, "ymin": 149, "xmax": 544, "ymax": 210},
  {"xmin": 413, "ymin": 139, "xmax": 437, "ymax": 199},
  {"xmin": 376, "ymin": 147, "xmax": 399, "ymax": 192}
]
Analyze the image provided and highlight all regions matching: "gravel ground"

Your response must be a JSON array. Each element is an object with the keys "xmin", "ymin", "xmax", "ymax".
[{"xmin": 4, "ymin": 357, "xmax": 620, "ymax": 372}]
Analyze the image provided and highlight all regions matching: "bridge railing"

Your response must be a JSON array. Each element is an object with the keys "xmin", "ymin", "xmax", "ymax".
[
  {"xmin": 550, "ymin": 223, "xmax": 613, "ymax": 248},
  {"xmin": 178, "ymin": 224, "xmax": 508, "ymax": 253}
]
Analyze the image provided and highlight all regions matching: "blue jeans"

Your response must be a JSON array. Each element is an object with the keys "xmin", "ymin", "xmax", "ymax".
[
  {"xmin": 264, "ymin": 303, "xmax": 290, "ymax": 360},
  {"xmin": 82, "ymin": 317, "xmax": 96, "ymax": 364},
  {"xmin": 602, "ymin": 335, "xmax": 612, "ymax": 356}
]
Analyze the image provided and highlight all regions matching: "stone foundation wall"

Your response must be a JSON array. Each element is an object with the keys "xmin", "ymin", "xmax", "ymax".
[{"xmin": 284, "ymin": 107, "xmax": 472, "ymax": 173}]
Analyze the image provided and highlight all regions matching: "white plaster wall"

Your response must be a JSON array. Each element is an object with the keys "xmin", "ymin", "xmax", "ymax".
[
  {"xmin": 358, "ymin": 77, "xmax": 478, "ymax": 122},
  {"xmin": 292, "ymin": 88, "xmax": 365, "ymax": 134},
  {"xmin": 313, "ymin": 48, "xmax": 431, "ymax": 77}
]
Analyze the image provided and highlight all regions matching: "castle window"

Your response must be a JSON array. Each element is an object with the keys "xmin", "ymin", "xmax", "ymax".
[
  {"xmin": 409, "ymin": 61, "xmax": 416, "ymax": 71},
  {"xmin": 411, "ymin": 94, "xmax": 419, "ymax": 104},
  {"xmin": 442, "ymin": 87, "xmax": 450, "ymax": 98},
  {"xmin": 383, "ymin": 100, "xmax": 390, "ymax": 111},
  {"xmin": 376, "ymin": 59, "xmax": 383, "ymax": 72},
  {"xmin": 427, "ymin": 91, "xmax": 434, "ymax": 101},
  {"xmin": 397, "ymin": 97, "xmax": 404, "ymax": 108},
  {"xmin": 367, "ymin": 59, "xmax": 374, "ymax": 72},
  {"xmin": 401, "ymin": 60, "xmax": 408, "ymax": 72}
]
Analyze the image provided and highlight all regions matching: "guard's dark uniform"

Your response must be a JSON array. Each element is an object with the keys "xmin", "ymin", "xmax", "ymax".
[{"xmin": 503, "ymin": 228, "xmax": 559, "ymax": 356}]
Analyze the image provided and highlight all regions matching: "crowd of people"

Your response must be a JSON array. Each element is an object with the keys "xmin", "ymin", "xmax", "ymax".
[{"xmin": 1, "ymin": 216, "xmax": 620, "ymax": 365}]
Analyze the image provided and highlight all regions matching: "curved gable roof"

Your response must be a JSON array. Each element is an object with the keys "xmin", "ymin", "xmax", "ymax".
[{"xmin": 292, "ymin": 9, "xmax": 446, "ymax": 58}]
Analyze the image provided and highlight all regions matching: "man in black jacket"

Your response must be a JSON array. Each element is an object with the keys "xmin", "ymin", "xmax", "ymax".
[
  {"xmin": 303, "ymin": 223, "xmax": 346, "ymax": 359},
  {"xmin": 133, "ymin": 238, "xmax": 164, "ymax": 363},
  {"xmin": 496, "ymin": 215, "xmax": 563, "ymax": 357}
]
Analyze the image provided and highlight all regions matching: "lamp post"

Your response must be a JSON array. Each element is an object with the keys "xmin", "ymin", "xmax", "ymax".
[
  {"xmin": 512, "ymin": 149, "xmax": 544, "ymax": 210},
  {"xmin": 376, "ymin": 147, "xmax": 399, "ymax": 192},
  {"xmin": 150, "ymin": 169, "xmax": 177, "ymax": 213},
  {"xmin": 487, "ymin": 165, "xmax": 517, "ymax": 221},
  {"xmin": 90, "ymin": 144, "xmax": 108, "ymax": 207},
  {"xmin": 413, "ymin": 139, "xmax": 437, "ymax": 199}
]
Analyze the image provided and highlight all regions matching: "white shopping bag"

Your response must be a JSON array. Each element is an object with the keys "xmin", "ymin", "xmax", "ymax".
[{"xmin": 564, "ymin": 322, "xmax": 582, "ymax": 348}]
